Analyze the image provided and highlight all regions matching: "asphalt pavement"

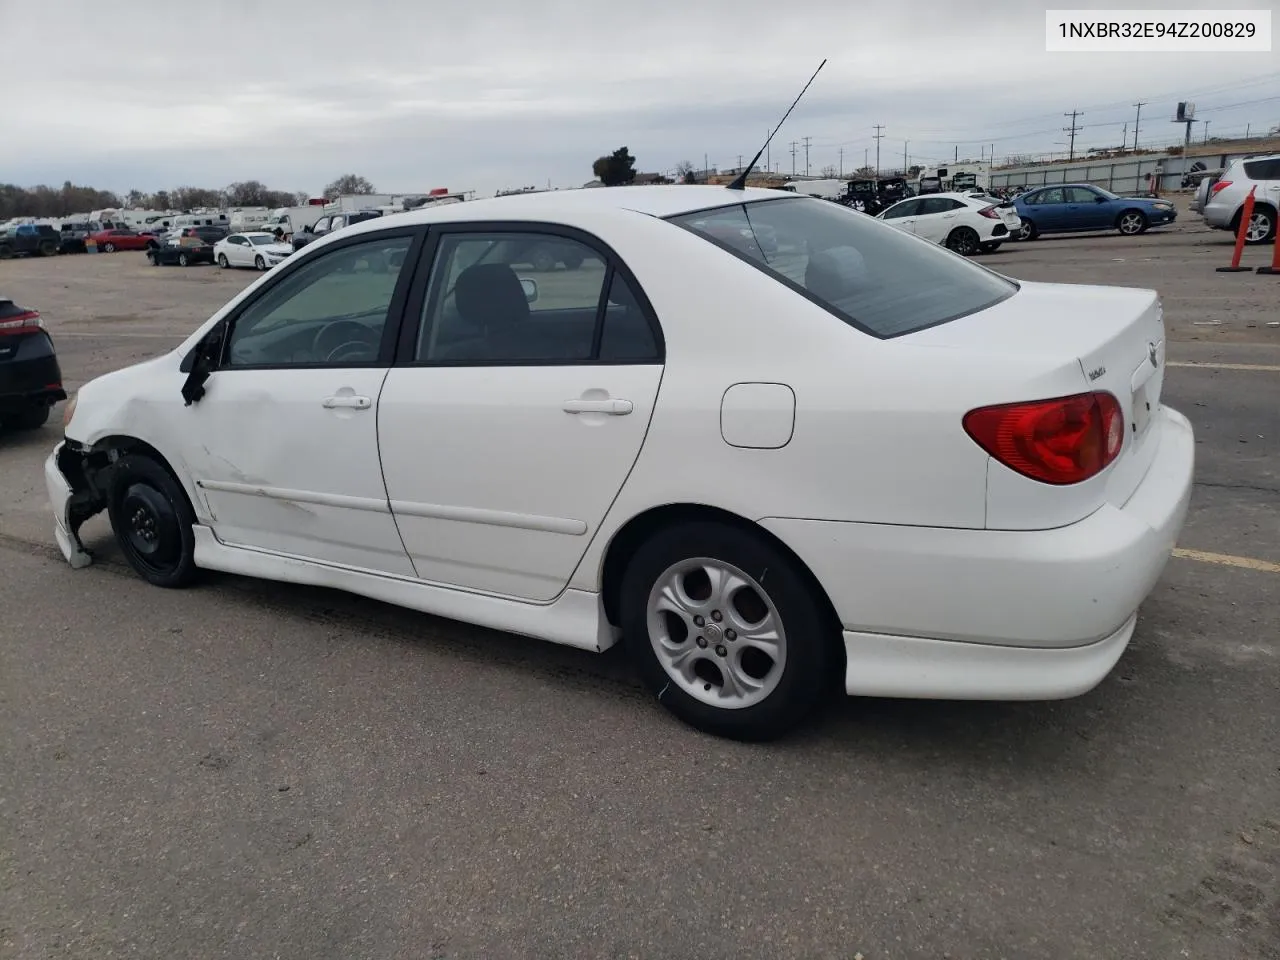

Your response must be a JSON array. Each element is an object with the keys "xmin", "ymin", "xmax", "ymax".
[{"xmin": 1, "ymin": 215, "xmax": 1278, "ymax": 959}]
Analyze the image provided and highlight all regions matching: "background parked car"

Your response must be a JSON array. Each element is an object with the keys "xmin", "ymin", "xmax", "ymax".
[
  {"xmin": 0, "ymin": 297, "xmax": 65, "ymax": 431},
  {"xmin": 214, "ymin": 232, "xmax": 293, "ymax": 270},
  {"xmin": 290, "ymin": 209, "xmax": 383, "ymax": 251},
  {"xmin": 0, "ymin": 224, "xmax": 60, "ymax": 259},
  {"xmin": 58, "ymin": 223, "xmax": 92, "ymax": 254},
  {"xmin": 1012, "ymin": 184, "xmax": 1177, "ymax": 240},
  {"xmin": 148, "ymin": 228, "xmax": 220, "ymax": 267},
  {"xmin": 878, "ymin": 192, "xmax": 1021, "ymax": 254},
  {"xmin": 1202, "ymin": 153, "xmax": 1279, "ymax": 245},
  {"xmin": 89, "ymin": 228, "xmax": 159, "ymax": 252}
]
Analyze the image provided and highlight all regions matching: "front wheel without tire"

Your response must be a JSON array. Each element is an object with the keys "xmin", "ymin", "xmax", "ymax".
[
  {"xmin": 620, "ymin": 521, "xmax": 834, "ymax": 741},
  {"xmin": 106, "ymin": 454, "xmax": 198, "ymax": 588}
]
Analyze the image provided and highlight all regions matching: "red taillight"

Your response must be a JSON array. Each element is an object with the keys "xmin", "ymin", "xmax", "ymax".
[
  {"xmin": 0, "ymin": 310, "xmax": 43, "ymax": 336},
  {"xmin": 1210, "ymin": 180, "xmax": 1232, "ymax": 195},
  {"xmin": 963, "ymin": 391, "xmax": 1124, "ymax": 485},
  {"xmin": 978, "ymin": 205, "xmax": 1000, "ymax": 219}
]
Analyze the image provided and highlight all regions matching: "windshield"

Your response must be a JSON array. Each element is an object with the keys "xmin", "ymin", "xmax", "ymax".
[
  {"xmin": 668, "ymin": 196, "xmax": 1016, "ymax": 338},
  {"xmin": 249, "ymin": 235, "xmax": 276, "ymax": 246}
]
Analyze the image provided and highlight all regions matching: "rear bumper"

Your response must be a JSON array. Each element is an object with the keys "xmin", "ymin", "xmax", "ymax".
[
  {"xmin": 0, "ymin": 348, "xmax": 65, "ymax": 411},
  {"xmin": 762, "ymin": 405, "xmax": 1194, "ymax": 699}
]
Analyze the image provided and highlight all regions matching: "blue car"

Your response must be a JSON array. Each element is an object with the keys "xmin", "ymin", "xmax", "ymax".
[{"xmin": 1012, "ymin": 183, "xmax": 1177, "ymax": 240}]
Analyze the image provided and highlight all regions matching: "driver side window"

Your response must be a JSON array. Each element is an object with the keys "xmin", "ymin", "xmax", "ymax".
[{"xmin": 224, "ymin": 235, "xmax": 412, "ymax": 368}]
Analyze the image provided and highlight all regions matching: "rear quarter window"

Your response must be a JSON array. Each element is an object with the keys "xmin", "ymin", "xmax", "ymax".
[
  {"xmin": 1242, "ymin": 157, "xmax": 1280, "ymax": 181},
  {"xmin": 669, "ymin": 196, "xmax": 1016, "ymax": 338}
]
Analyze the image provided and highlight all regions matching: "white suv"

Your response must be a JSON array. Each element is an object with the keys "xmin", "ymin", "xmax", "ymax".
[{"xmin": 1203, "ymin": 153, "xmax": 1280, "ymax": 244}]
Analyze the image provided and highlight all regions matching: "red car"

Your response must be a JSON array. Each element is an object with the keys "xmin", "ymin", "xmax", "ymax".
[{"xmin": 88, "ymin": 228, "xmax": 158, "ymax": 252}]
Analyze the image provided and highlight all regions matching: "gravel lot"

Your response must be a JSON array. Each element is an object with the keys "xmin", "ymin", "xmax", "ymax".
[{"xmin": 2, "ymin": 208, "xmax": 1278, "ymax": 960}]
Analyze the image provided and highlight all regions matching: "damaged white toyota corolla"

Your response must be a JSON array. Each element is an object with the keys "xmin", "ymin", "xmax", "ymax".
[{"xmin": 45, "ymin": 185, "xmax": 1194, "ymax": 740}]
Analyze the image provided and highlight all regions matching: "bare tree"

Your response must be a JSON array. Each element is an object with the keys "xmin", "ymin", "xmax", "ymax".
[
  {"xmin": 323, "ymin": 174, "xmax": 376, "ymax": 196},
  {"xmin": 820, "ymin": 165, "xmax": 838, "ymax": 178}
]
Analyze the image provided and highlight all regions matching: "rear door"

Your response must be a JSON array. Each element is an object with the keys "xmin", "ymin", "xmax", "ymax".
[
  {"xmin": 913, "ymin": 197, "xmax": 965, "ymax": 243},
  {"xmin": 377, "ymin": 224, "xmax": 665, "ymax": 601}
]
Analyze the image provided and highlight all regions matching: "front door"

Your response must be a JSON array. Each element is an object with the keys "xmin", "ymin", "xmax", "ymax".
[
  {"xmin": 912, "ymin": 196, "xmax": 963, "ymax": 244},
  {"xmin": 181, "ymin": 230, "xmax": 421, "ymax": 576},
  {"xmin": 377, "ymin": 227, "xmax": 665, "ymax": 601}
]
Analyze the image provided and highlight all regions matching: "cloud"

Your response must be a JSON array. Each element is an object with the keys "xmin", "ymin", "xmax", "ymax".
[{"xmin": 1, "ymin": 0, "xmax": 1274, "ymax": 197}]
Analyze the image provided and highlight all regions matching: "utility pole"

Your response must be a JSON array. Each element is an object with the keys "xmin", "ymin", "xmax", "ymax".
[
  {"xmin": 1132, "ymin": 100, "xmax": 1145, "ymax": 151},
  {"xmin": 838, "ymin": 147, "xmax": 844, "ymax": 177},
  {"xmin": 1246, "ymin": 122, "xmax": 1251, "ymax": 139},
  {"xmin": 766, "ymin": 130, "xmax": 771, "ymax": 175},
  {"xmin": 954, "ymin": 145, "xmax": 958, "ymax": 163},
  {"xmin": 737, "ymin": 154, "xmax": 743, "ymax": 171},
  {"xmin": 1063, "ymin": 109, "xmax": 1083, "ymax": 160},
  {"xmin": 802, "ymin": 136, "xmax": 812, "ymax": 176},
  {"xmin": 872, "ymin": 124, "xmax": 885, "ymax": 177},
  {"xmin": 903, "ymin": 141, "xmax": 908, "ymax": 175},
  {"xmin": 1202, "ymin": 120, "xmax": 1211, "ymax": 143},
  {"xmin": 864, "ymin": 147, "xmax": 868, "ymax": 171},
  {"xmin": 790, "ymin": 141, "xmax": 798, "ymax": 176}
]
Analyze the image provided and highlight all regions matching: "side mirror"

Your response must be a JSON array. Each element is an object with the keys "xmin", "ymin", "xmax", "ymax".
[
  {"xmin": 520, "ymin": 277, "xmax": 539, "ymax": 303},
  {"xmin": 181, "ymin": 324, "xmax": 226, "ymax": 405}
]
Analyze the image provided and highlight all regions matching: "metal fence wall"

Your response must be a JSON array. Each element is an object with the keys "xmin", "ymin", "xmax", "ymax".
[{"xmin": 990, "ymin": 147, "xmax": 1274, "ymax": 194}]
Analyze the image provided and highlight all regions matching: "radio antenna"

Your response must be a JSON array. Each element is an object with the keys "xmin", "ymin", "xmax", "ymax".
[{"xmin": 726, "ymin": 59, "xmax": 827, "ymax": 191}]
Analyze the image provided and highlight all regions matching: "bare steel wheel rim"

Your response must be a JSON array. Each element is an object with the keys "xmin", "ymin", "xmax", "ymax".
[
  {"xmin": 1120, "ymin": 212, "xmax": 1144, "ymax": 234},
  {"xmin": 1246, "ymin": 211, "xmax": 1271, "ymax": 242},
  {"xmin": 646, "ymin": 558, "xmax": 787, "ymax": 710}
]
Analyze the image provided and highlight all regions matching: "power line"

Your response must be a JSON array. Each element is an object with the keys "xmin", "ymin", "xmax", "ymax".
[
  {"xmin": 1063, "ymin": 109, "xmax": 1083, "ymax": 160},
  {"xmin": 872, "ymin": 124, "xmax": 885, "ymax": 177}
]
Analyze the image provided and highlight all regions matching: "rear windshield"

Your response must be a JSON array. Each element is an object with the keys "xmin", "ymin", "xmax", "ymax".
[{"xmin": 668, "ymin": 196, "xmax": 1017, "ymax": 338}]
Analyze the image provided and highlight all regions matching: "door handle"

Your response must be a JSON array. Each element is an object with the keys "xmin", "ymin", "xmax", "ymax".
[
  {"xmin": 563, "ymin": 398, "xmax": 633, "ymax": 415},
  {"xmin": 322, "ymin": 395, "xmax": 371, "ymax": 409}
]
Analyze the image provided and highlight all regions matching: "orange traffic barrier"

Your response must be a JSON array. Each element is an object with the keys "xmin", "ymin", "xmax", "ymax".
[
  {"xmin": 1217, "ymin": 186, "xmax": 1256, "ymax": 273},
  {"xmin": 1257, "ymin": 202, "xmax": 1280, "ymax": 276}
]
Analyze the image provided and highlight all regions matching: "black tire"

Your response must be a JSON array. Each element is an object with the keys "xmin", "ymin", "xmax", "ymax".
[
  {"xmin": 946, "ymin": 226, "xmax": 981, "ymax": 256},
  {"xmin": 103, "ymin": 242, "xmax": 116, "ymax": 253},
  {"xmin": 1241, "ymin": 206, "xmax": 1277, "ymax": 246},
  {"xmin": 1017, "ymin": 220, "xmax": 1037, "ymax": 241},
  {"xmin": 561, "ymin": 249, "xmax": 585, "ymax": 270},
  {"xmin": 38, "ymin": 241, "xmax": 57, "ymax": 257},
  {"xmin": 254, "ymin": 255, "xmax": 266, "ymax": 271},
  {"xmin": 979, "ymin": 241, "xmax": 1003, "ymax": 253},
  {"xmin": 147, "ymin": 251, "xmax": 159, "ymax": 265},
  {"xmin": 0, "ymin": 245, "xmax": 12, "ymax": 260},
  {"xmin": 1116, "ymin": 209, "xmax": 1148, "ymax": 235},
  {"xmin": 530, "ymin": 245, "xmax": 557, "ymax": 272},
  {"xmin": 106, "ymin": 454, "xmax": 198, "ymax": 588},
  {"xmin": 178, "ymin": 252, "xmax": 189, "ymax": 267},
  {"xmin": 620, "ymin": 521, "xmax": 834, "ymax": 741},
  {"xmin": 8, "ymin": 405, "xmax": 50, "ymax": 430},
  {"xmin": 217, "ymin": 254, "xmax": 229, "ymax": 269}
]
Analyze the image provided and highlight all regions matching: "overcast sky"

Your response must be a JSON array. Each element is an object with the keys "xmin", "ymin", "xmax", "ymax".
[{"xmin": 1, "ymin": 0, "xmax": 1276, "ymax": 200}]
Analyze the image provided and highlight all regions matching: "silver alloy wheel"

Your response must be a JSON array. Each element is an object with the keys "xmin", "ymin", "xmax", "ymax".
[
  {"xmin": 1246, "ymin": 210, "xmax": 1272, "ymax": 242},
  {"xmin": 1119, "ymin": 212, "xmax": 1145, "ymax": 234},
  {"xmin": 646, "ymin": 557, "xmax": 787, "ymax": 709},
  {"xmin": 1018, "ymin": 222, "xmax": 1034, "ymax": 240}
]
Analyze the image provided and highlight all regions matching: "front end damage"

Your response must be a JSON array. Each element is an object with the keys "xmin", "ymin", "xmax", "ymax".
[{"xmin": 45, "ymin": 439, "xmax": 117, "ymax": 568}]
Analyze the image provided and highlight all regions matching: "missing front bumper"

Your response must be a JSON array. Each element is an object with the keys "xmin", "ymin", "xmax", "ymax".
[{"xmin": 44, "ymin": 440, "xmax": 105, "ymax": 568}]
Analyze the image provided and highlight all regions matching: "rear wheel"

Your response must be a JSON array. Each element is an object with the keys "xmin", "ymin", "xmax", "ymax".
[
  {"xmin": 620, "ymin": 521, "xmax": 834, "ymax": 741},
  {"xmin": 106, "ymin": 454, "xmax": 198, "ymax": 588},
  {"xmin": 1243, "ymin": 206, "xmax": 1277, "ymax": 245},
  {"xmin": 1117, "ymin": 210, "xmax": 1148, "ymax": 235},
  {"xmin": 1017, "ymin": 220, "xmax": 1038, "ymax": 241},
  {"xmin": 946, "ymin": 226, "xmax": 981, "ymax": 256}
]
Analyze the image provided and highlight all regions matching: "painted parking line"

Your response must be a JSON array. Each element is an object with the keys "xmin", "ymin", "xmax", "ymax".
[
  {"xmin": 1167, "ymin": 361, "xmax": 1280, "ymax": 373},
  {"xmin": 1172, "ymin": 548, "xmax": 1280, "ymax": 574}
]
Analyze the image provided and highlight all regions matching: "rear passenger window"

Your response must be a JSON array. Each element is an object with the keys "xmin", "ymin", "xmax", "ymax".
[
  {"xmin": 417, "ymin": 232, "xmax": 610, "ymax": 363},
  {"xmin": 1242, "ymin": 158, "xmax": 1280, "ymax": 181}
]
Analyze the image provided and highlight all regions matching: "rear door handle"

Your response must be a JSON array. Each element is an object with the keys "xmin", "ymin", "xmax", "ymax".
[
  {"xmin": 563, "ymin": 398, "xmax": 633, "ymax": 415},
  {"xmin": 322, "ymin": 395, "xmax": 371, "ymax": 409}
]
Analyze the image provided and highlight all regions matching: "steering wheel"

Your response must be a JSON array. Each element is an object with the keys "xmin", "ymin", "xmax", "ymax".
[{"xmin": 312, "ymin": 320, "xmax": 378, "ymax": 363}]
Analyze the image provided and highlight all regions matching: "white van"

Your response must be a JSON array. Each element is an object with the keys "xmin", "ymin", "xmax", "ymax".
[{"xmin": 172, "ymin": 212, "xmax": 229, "ymax": 229}]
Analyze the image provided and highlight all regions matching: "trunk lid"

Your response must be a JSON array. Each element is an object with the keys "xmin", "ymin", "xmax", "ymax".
[{"xmin": 907, "ymin": 280, "xmax": 1167, "ymax": 512}]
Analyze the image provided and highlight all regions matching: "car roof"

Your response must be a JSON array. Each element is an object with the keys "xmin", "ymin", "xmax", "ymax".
[{"xmin": 367, "ymin": 185, "xmax": 787, "ymax": 228}]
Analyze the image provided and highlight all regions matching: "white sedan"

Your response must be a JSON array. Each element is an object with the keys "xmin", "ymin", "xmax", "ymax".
[
  {"xmin": 878, "ymin": 191, "xmax": 1022, "ymax": 255},
  {"xmin": 213, "ymin": 231, "xmax": 292, "ymax": 271},
  {"xmin": 44, "ymin": 186, "xmax": 1193, "ymax": 740}
]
